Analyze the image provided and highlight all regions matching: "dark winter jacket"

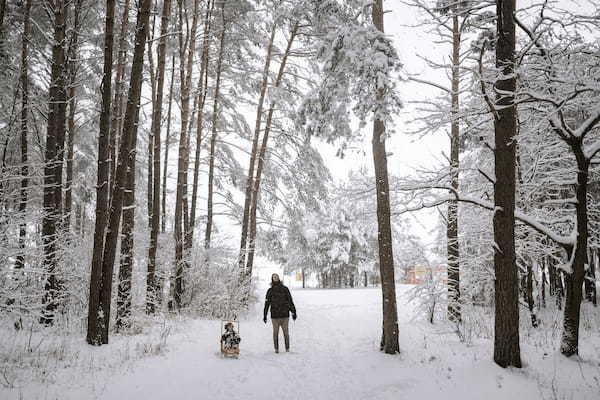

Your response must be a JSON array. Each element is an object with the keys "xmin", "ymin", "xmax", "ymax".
[{"xmin": 263, "ymin": 282, "xmax": 296, "ymax": 319}]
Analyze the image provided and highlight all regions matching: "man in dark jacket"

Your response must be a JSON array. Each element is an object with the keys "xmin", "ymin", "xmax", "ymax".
[{"xmin": 263, "ymin": 273, "xmax": 297, "ymax": 353}]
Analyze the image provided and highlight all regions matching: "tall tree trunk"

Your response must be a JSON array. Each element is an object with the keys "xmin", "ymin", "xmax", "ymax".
[
  {"xmin": 180, "ymin": 0, "xmax": 201, "ymax": 253},
  {"xmin": 447, "ymin": 13, "xmax": 461, "ymax": 324},
  {"xmin": 148, "ymin": 0, "xmax": 173, "ymax": 315},
  {"xmin": 76, "ymin": 201, "xmax": 83, "ymax": 236},
  {"xmin": 560, "ymin": 150, "xmax": 589, "ymax": 356},
  {"xmin": 64, "ymin": 1, "xmax": 83, "ymax": 232},
  {"xmin": 189, "ymin": 0, "xmax": 214, "ymax": 246},
  {"xmin": 146, "ymin": 14, "xmax": 157, "ymax": 233},
  {"xmin": 238, "ymin": 24, "xmax": 276, "ymax": 271},
  {"xmin": 0, "ymin": 0, "xmax": 6, "ymax": 38},
  {"xmin": 93, "ymin": 0, "xmax": 152, "ymax": 344},
  {"xmin": 87, "ymin": 0, "xmax": 116, "ymax": 345},
  {"xmin": 53, "ymin": 3, "xmax": 69, "ymax": 230},
  {"xmin": 0, "ymin": 0, "xmax": 6, "ymax": 62},
  {"xmin": 162, "ymin": 53, "xmax": 176, "ymax": 234},
  {"xmin": 115, "ymin": 109, "xmax": 139, "ymax": 331},
  {"xmin": 584, "ymin": 248, "xmax": 597, "ymax": 305},
  {"xmin": 109, "ymin": 0, "xmax": 131, "ymax": 200},
  {"xmin": 245, "ymin": 22, "xmax": 299, "ymax": 278},
  {"xmin": 41, "ymin": 0, "xmax": 68, "ymax": 325},
  {"xmin": 173, "ymin": 0, "xmax": 201, "ymax": 308},
  {"xmin": 548, "ymin": 256, "xmax": 556, "ymax": 296},
  {"xmin": 557, "ymin": 266, "xmax": 564, "ymax": 310},
  {"xmin": 540, "ymin": 258, "xmax": 546, "ymax": 308},
  {"xmin": 16, "ymin": 0, "xmax": 32, "ymax": 270},
  {"xmin": 371, "ymin": 0, "xmax": 399, "ymax": 355},
  {"xmin": 173, "ymin": 0, "xmax": 198, "ymax": 309},
  {"xmin": 182, "ymin": 97, "xmax": 195, "ymax": 242},
  {"xmin": 591, "ymin": 250, "xmax": 597, "ymax": 306},
  {"xmin": 492, "ymin": 0, "xmax": 521, "ymax": 368},
  {"xmin": 100, "ymin": 0, "xmax": 152, "ymax": 344},
  {"xmin": 65, "ymin": 88, "xmax": 75, "ymax": 231},
  {"xmin": 204, "ymin": 0, "xmax": 226, "ymax": 253}
]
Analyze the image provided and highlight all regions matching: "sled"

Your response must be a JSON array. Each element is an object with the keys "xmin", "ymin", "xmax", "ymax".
[{"xmin": 220, "ymin": 320, "xmax": 240, "ymax": 358}]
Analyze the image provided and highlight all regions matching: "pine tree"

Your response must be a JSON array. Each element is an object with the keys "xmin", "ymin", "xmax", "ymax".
[
  {"xmin": 16, "ymin": 0, "xmax": 32, "ymax": 270},
  {"xmin": 492, "ymin": 0, "xmax": 521, "ymax": 368},
  {"xmin": 238, "ymin": 23, "xmax": 277, "ymax": 271},
  {"xmin": 109, "ymin": 0, "xmax": 132, "ymax": 197},
  {"xmin": 41, "ymin": 0, "xmax": 68, "ymax": 325},
  {"xmin": 203, "ymin": 0, "xmax": 227, "ymax": 253},
  {"xmin": 245, "ymin": 22, "xmax": 300, "ymax": 278},
  {"xmin": 162, "ymin": 53, "xmax": 176, "ymax": 234},
  {"xmin": 87, "ymin": 0, "xmax": 116, "ymax": 345},
  {"xmin": 148, "ymin": 0, "xmax": 173, "ymax": 315},
  {"xmin": 189, "ymin": 0, "xmax": 215, "ymax": 248},
  {"xmin": 88, "ymin": 0, "xmax": 153, "ymax": 345},
  {"xmin": 371, "ymin": 0, "xmax": 399, "ymax": 354}
]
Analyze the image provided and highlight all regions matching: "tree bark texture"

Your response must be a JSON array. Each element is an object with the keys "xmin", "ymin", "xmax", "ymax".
[
  {"xmin": 447, "ymin": 13, "xmax": 461, "ymax": 324},
  {"xmin": 162, "ymin": 53, "xmax": 176, "ymax": 233},
  {"xmin": 16, "ymin": 0, "xmax": 32, "ymax": 270},
  {"xmin": 41, "ymin": 0, "xmax": 68, "ymax": 325},
  {"xmin": 64, "ymin": 0, "xmax": 83, "ymax": 232},
  {"xmin": 109, "ymin": 0, "xmax": 131, "ymax": 199},
  {"xmin": 560, "ymin": 148, "xmax": 589, "ymax": 356},
  {"xmin": 372, "ymin": 0, "xmax": 399, "ymax": 354},
  {"xmin": 87, "ymin": 0, "xmax": 116, "ymax": 345},
  {"xmin": 94, "ymin": 0, "xmax": 152, "ymax": 344},
  {"xmin": 116, "ymin": 108, "xmax": 139, "ymax": 331},
  {"xmin": 492, "ymin": 0, "xmax": 521, "ymax": 368}
]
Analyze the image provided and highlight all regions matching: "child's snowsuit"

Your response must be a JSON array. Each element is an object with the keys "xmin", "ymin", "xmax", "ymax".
[{"xmin": 221, "ymin": 327, "xmax": 241, "ymax": 350}]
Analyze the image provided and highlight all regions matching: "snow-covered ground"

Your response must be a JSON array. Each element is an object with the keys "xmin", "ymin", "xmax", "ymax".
[{"xmin": 2, "ymin": 286, "xmax": 599, "ymax": 400}]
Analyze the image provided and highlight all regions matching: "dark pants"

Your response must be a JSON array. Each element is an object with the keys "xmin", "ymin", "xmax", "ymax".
[{"xmin": 271, "ymin": 317, "xmax": 289, "ymax": 351}]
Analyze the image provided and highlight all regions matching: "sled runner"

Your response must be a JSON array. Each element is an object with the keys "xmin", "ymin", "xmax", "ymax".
[{"xmin": 220, "ymin": 320, "xmax": 240, "ymax": 358}]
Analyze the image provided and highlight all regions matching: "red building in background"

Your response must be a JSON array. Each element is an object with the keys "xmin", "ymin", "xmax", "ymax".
[{"xmin": 404, "ymin": 265, "xmax": 447, "ymax": 285}]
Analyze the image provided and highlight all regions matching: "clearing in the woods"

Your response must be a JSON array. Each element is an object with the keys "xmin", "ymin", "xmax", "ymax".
[{"xmin": 3, "ymin": 285, "xmax": 599, "ymax": 400}]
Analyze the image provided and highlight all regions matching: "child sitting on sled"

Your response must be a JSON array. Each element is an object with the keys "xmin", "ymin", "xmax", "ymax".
[{"xmin": 221, "ymin": 322, "xmax": 241, "ymax": 351}]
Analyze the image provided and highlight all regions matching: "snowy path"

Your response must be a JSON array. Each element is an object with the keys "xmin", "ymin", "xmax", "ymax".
[{"xmin": 4, "ymin": 286, "xmax": 600, "ymax": 400}]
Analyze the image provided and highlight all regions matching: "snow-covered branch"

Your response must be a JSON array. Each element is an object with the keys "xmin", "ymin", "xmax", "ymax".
[
  {"xmin": 394, "ymin": 184, "xmax": 574, "ymax": 249},
  {"xmin": 408, "ymin": 76, "xmax": 451, "ymax": 94}
]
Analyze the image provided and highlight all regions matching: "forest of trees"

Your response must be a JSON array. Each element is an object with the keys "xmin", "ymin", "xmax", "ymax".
[
  {"xmin": 398, "ymin": 0, "xmax": 600, "ymax": 365},
  {"xmin": 0, "ymin": 0, "xmax": 599, "ymax": 374}
]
